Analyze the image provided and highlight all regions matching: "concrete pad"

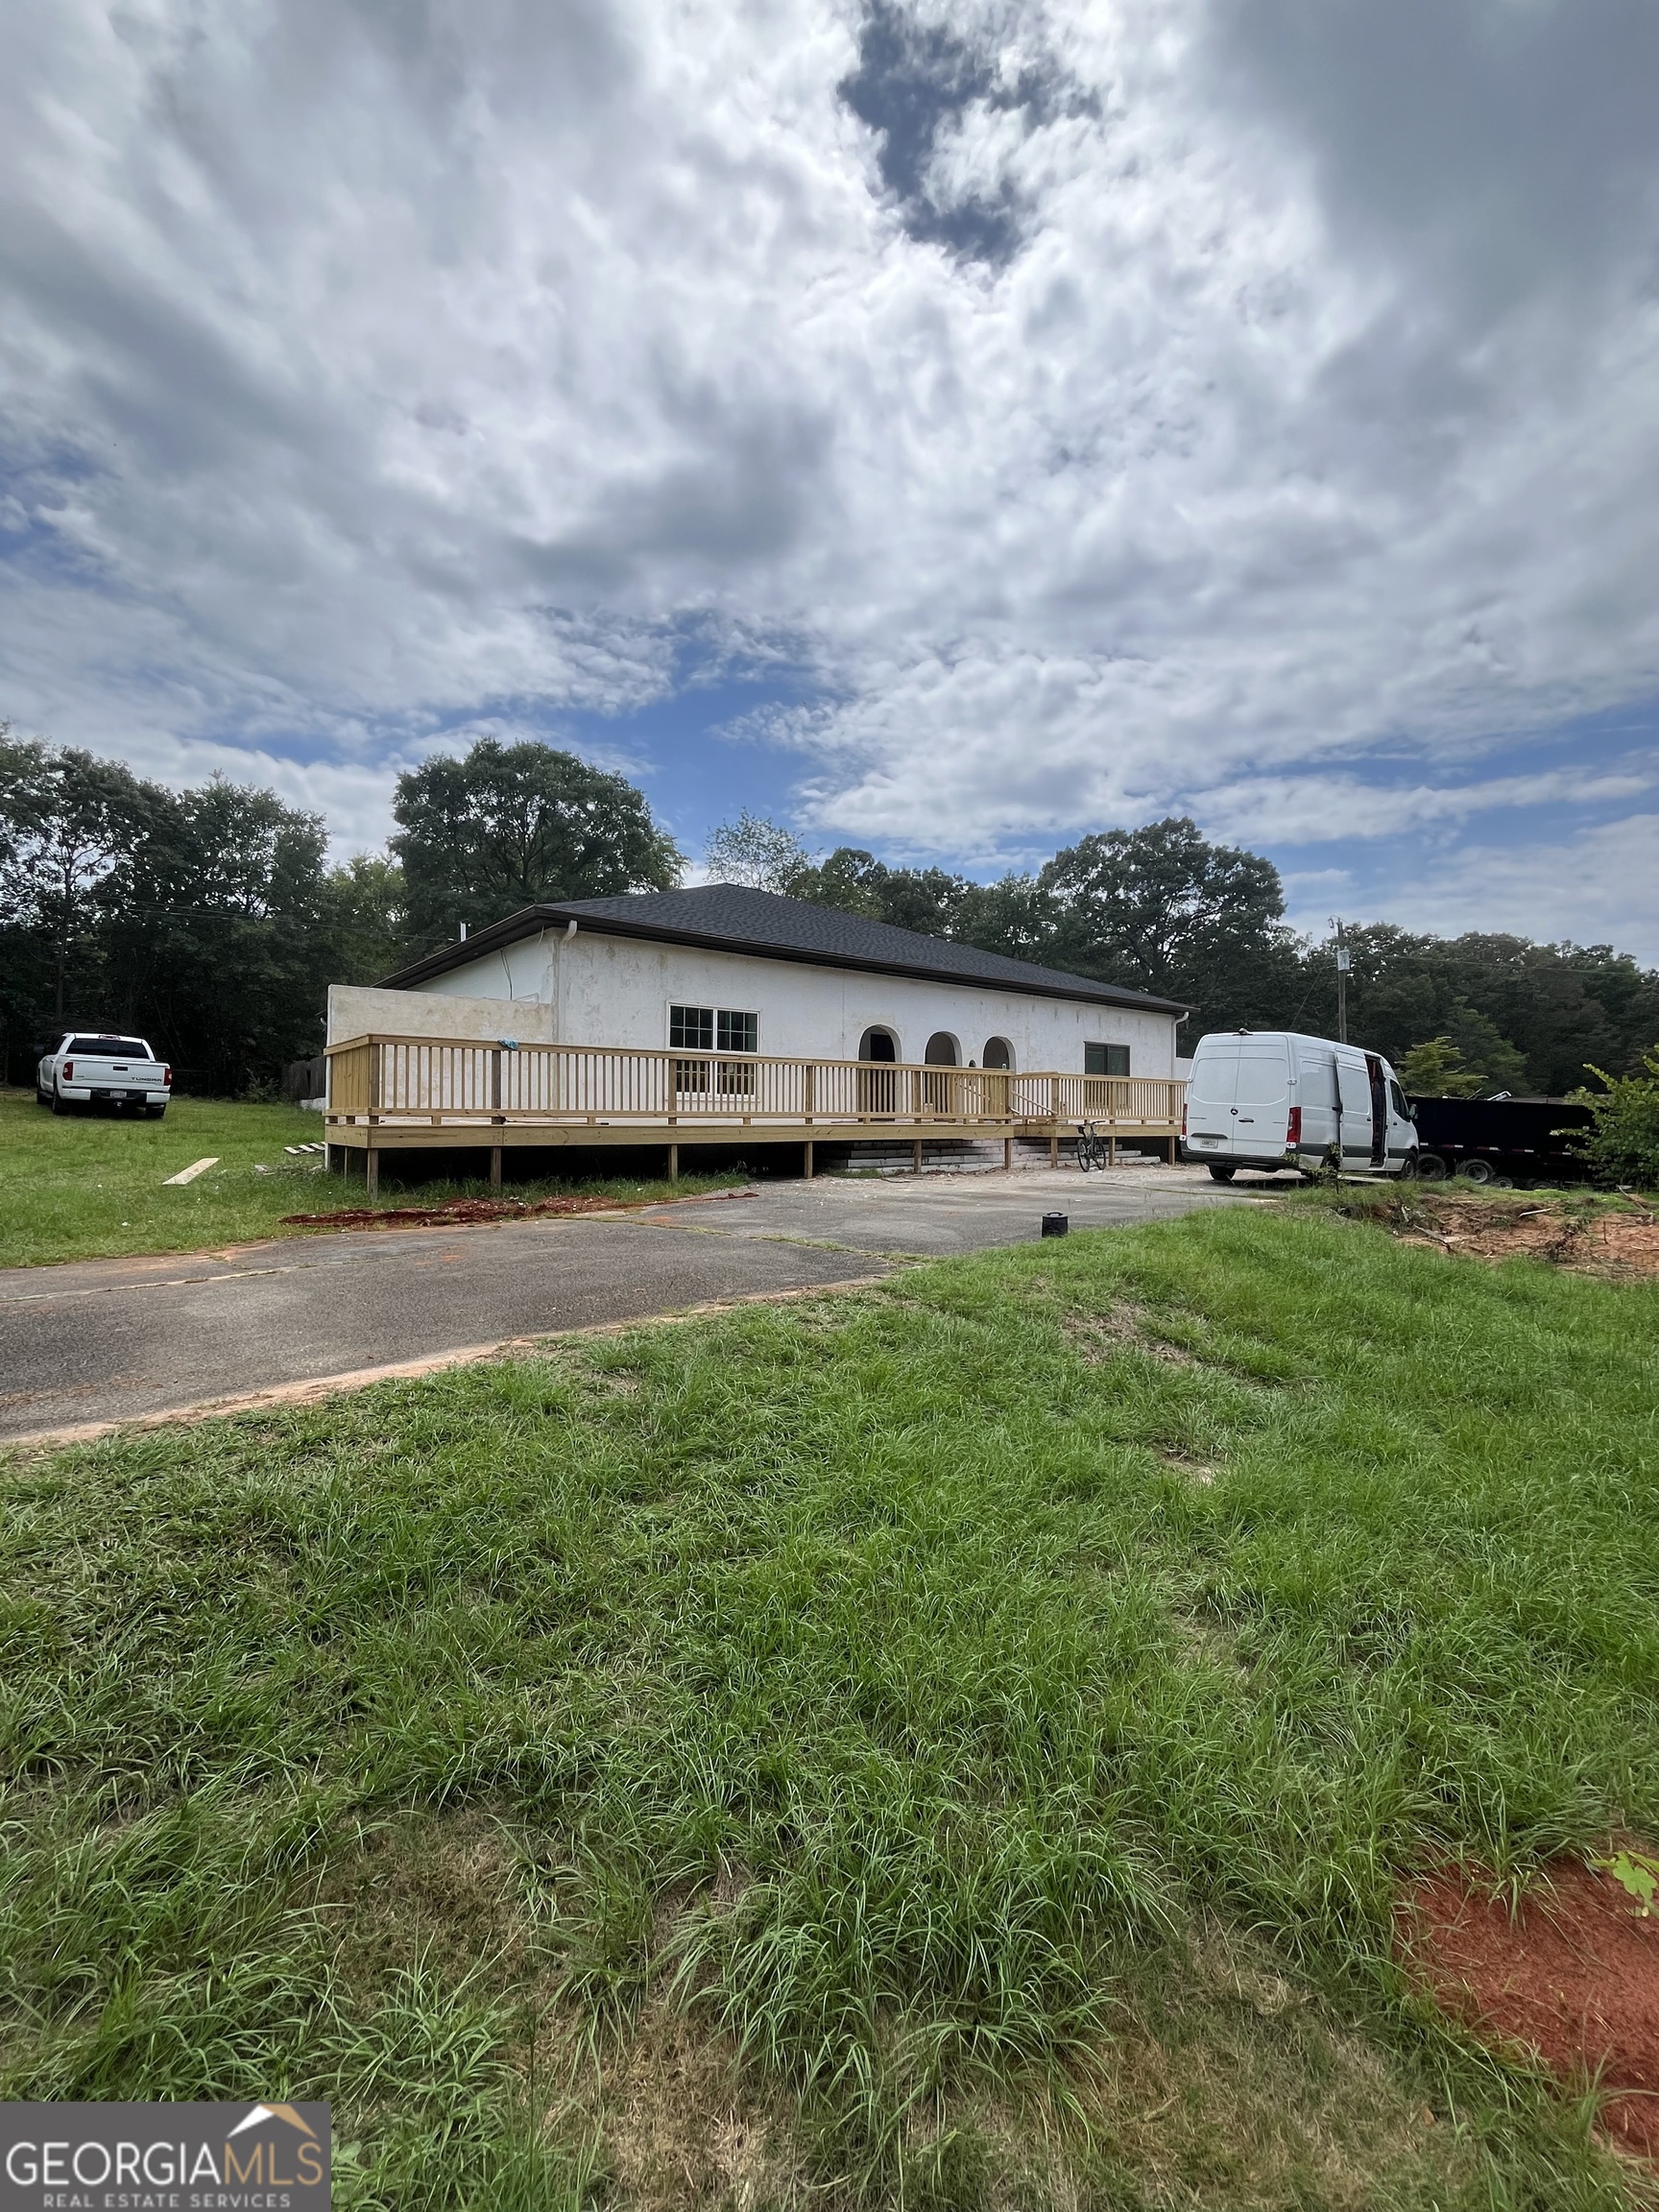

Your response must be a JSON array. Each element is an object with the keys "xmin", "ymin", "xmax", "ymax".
[{"xmin": 639, "ymin": 1160, "xmax": 1265, "ymax": 1258}]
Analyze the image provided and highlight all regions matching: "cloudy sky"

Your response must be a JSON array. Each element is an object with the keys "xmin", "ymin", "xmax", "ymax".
[{"xmin": 3, "ymin": 0, "xmax": 1658, "ymax": 953}]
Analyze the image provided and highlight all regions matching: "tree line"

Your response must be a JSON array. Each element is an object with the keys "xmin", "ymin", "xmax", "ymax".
[
  {"xmin": 3, "ymin": 729, "xmax": 1654, "ymax": 1096},
  {"xmin": 705, "ymin": 811, "xmax": 1659, "ymax": 1097}
]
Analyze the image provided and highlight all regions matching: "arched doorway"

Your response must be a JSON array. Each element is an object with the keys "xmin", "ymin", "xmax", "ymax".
[
  {"xmin": 981, "ymin": 1037, "xmax": 1013, "ymax": 1070},
  {"xmin": 858, "ymin": 1025, "xmax": 899, "ymax": 1116},
  {"xmin": 922, "ymin": 1031, "xmax": 958, "ymax": 1111}
]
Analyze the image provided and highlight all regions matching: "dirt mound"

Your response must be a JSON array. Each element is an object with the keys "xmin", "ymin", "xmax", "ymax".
[
  {"xmin": 282, "ymin": 1186, "xmax": 757, "ymax": 1230},
  {"xmin": 1398, "ymin": 1852, "xmax": 1659, "ymax": 2156},
  {"xmin": 1382, "ymin": 1194, "xmax": 1659, "ymax": 1279}
]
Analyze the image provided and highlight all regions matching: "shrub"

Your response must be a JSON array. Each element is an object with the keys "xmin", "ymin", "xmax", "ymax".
[{"xmin": 1566, "ymin": 1046, "xmax": 1659, "ymax": 1187}]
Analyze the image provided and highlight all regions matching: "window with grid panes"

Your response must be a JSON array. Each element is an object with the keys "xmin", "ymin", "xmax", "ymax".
[
  {"xmin": 669, "ymin": 1005, "xmax": 713, "ymax": 1050},
  {"xmin": 716, "ymin": 1009, "xmax": 757, "ymax": 1054}
]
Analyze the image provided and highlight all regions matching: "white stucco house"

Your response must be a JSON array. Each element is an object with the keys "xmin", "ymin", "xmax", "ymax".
[{"xmin": 328, "ymin": 883, "xmax": 1188, "ymax": 1076}]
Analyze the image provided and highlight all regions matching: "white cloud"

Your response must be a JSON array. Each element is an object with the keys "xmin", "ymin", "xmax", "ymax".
[
  {"xmin": 1, "ymin": 0, "xmax": 1657, "ymax": 931},
  {"xmin": 1199, "ymin": 766, "xmax": 1657, "ymax": 847},
  {"xmin": 1344, "ymin": 814, "xmax": 1659, "ymax": 967}
]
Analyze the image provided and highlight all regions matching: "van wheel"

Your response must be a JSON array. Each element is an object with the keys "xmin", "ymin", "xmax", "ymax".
[{"xmin": 1207, "ymin": 1163, "xmax": 1237, "ymax": 1182}]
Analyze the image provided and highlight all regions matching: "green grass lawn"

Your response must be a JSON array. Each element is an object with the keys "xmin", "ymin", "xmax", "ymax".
[
  {"xmin": 3, "ymin": 1207, "xmax": 1656, "ymax": 2208},
  {"xmin": 0, "ymin": 1092, "xmax": 736, "ymax": 1268}
]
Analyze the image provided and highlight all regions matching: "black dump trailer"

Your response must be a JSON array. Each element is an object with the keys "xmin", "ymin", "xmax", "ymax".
[{"xmin": 1407, "ymin": 1094, "xmax": 1592, "ymax": 1186}]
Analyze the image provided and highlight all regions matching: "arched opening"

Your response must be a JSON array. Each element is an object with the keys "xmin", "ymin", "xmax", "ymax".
[
  {"xmin": 922, "ymin": 1032, "xmax": 958, "ymax": 1111},
  {"xmin": 982, "ymin": 1036, "xmax": 1014, "ymax": 1070},
  {"xmin": 857, "ymin": 1025, "xmax": 899, "ymax": 1115}
]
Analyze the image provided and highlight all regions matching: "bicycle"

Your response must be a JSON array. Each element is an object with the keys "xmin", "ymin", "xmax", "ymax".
[{"xmin": 1075, "ymin": 1120, "xmax": 1111, "ymax": 1172}]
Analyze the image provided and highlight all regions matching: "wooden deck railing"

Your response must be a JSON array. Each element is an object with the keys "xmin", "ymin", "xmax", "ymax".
[{"xmin": 325, "ymin": 1034, "xmax": 1184, "ymax": 1134}]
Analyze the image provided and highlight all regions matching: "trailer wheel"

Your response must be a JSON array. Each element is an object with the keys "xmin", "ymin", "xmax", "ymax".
[
  {"xmin": 1488, "ymin": 1173, "xmax": 1514, "ymax": 1189},
  {"xmin": 1460, "ymin": 1157, "xmax": 1496, "ymax": 1186},
  {"xmin": 1414, "ymin": 1153, "xmax": 1447, "ymax": 1182}
]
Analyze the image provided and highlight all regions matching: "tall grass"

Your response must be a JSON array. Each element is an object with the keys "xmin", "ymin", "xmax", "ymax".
[{"xmin": 3, "ymin": 1205, "xmax": 1655, "ymax": 2205}]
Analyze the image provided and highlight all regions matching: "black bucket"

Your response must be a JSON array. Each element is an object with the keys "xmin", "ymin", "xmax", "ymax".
[{"xmin": 1041, "ymin": 1212, "xmax": 1069, "ymax": 1238}]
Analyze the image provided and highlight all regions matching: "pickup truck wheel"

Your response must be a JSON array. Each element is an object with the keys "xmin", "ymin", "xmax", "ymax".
[
  {"xmin": 144, "ymin": 1105, "xmax": 167, "ymax": 1118},
  {"xmin": 1207, "ymin": 1162, "xmax": 1237, "ymax": 1182},
  {"xmin": 50, "ymin": 1087, "xmax": 71, "ymax": 1116}
]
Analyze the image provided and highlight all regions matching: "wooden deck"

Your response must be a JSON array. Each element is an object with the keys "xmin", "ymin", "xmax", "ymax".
[{"xmin": 324, "ymin": 1034, "xmax": 1186, "ymax": 1190}]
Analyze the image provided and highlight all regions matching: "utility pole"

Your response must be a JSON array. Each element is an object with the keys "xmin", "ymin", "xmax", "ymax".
[{"xmin": 1332, "ymin": 919, "xmax": 1350, "ymax": 1044}]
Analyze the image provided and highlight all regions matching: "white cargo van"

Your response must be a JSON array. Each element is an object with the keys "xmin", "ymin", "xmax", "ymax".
[{"xmin": 1180, "ymin": 1030, "xmax": 1418, "ymax": 1183}]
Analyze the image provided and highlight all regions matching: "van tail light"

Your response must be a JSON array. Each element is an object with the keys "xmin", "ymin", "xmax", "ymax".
[
  {"xmin": 164, "ymin": 1067, "xmax": 173, "ymax": 1088},
  {"xmin": 1180, "ymin": 1101, "xmax": 1188, "ymax": 1138},
  {"xmin": 1286, "ymin": 1107, "xmax": 1302, "ymax": 1146},
  {"xmin": 62, "ymin": 1061, "xmax": 72, "ymax": 1081}
]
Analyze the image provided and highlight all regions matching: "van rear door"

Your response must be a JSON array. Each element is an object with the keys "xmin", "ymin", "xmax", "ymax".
[
  {"xmin": 1184, "ymin": 1048, "xmax": 1237, "ymax": 1156},
  {"xmin": 1234, "ymin": 1046, "xmax": 1291, "ymax": 1156}
]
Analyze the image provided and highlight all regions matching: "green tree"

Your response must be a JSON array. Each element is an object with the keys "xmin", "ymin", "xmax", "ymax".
[
  {"xmin": 393, "ymin": 740, "xmax": 682, "ymax": 952},
  {"xmin": 1396, "ymin": 1035, "xmax": 1488, "ymax": 1096},
  {"xmin": 107, "ymin": 777, "xmax": 334, "ymax": 1092},
  {"xmin": 1039, "ymin": 817, "xmax": 1304, "ymax": 1029},
  {"xmin": 1323, "ymin": 926, "xmax": 1647, "ymax": 1094},
  {"xmin": 788, "ymin": 844, "xmax": 1015, "ymax": 943},
  {"xmin": 0, "ymin": 740, "xmax": 341, "ymax": 1092},
  {"xmin": 952, "ymin": 875, "xmax": 1058, "ymax": 963},
  {"xmin": 703, "ymin": 811, "xmax": 816, "ymax": 892},
  {"xmin": 0, "ymin": 734, "xmax": 161, "ymax": 1022},
  {"xmin": 1568, "ymin": 1048, "xmax": 1659, "ymax": 1187},
  {"xmin": 316, "ymin": 854, "xmax": 407, "ymax": 983}
]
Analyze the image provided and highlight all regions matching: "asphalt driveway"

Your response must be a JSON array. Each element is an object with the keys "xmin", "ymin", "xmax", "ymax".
[{"xmin": 0, "ymin": 1164, "xmax": 1256, "ymax": 1445}]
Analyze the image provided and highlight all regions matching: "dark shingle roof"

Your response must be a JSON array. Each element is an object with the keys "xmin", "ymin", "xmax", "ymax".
[{"xmin": 380, "ymin": 883, "xmax": 1187, "ymax": 1016}]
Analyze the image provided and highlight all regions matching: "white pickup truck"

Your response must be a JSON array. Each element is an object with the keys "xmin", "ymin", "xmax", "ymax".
[{"xmin": 36, "ymin": 1032, "xmax": 172, "ymax": 1118}]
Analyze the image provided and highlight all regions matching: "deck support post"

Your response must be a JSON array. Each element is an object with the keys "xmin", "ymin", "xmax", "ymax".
[
  {"xmin": 803, "ymin": 1141, "xmax": 814, "ymax": 1180},
  {"xmin": 365, "ymin": 1146, "xmax": 379, "ymax": 1199},
  {"xmin": 913, "ymin": 1138, "xmax": 923, "ymax": 1174},
  {"xmin": 1002, "ymin": 1136, "xmax": 1012, "ymax": 1173},
  {"xmin": 1167, "ymin": 1134, "xmax": 1177, "ymax": 1165},
  {"xmin": 489, "ymin": 1146, "xmax": 502, "ymax": 1189},
  {"xmin": 1048, "ymin": 1130, "xmax": 1059, "ymax": 1168},
  {"xmin": 1109, "ymin": 1133, "xmax": 1117, "ymax": 1166},
  {"xmin": 668, "ymin": 1142, "xmax": 679, "ymax": 1182}
]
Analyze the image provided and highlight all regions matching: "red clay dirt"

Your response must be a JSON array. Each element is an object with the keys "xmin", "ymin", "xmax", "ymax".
[
  {"xmin": 281, "ymin": 1186, "xmax": 758, "ymax": 1231},
  {"xmin": 1398, "ymin": 1855, "xmax": 1659, "ymax": 2155},
  {"xmin": 1386, "ymin": 1194, "xmax": 1659, "ymax": 1279}
]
